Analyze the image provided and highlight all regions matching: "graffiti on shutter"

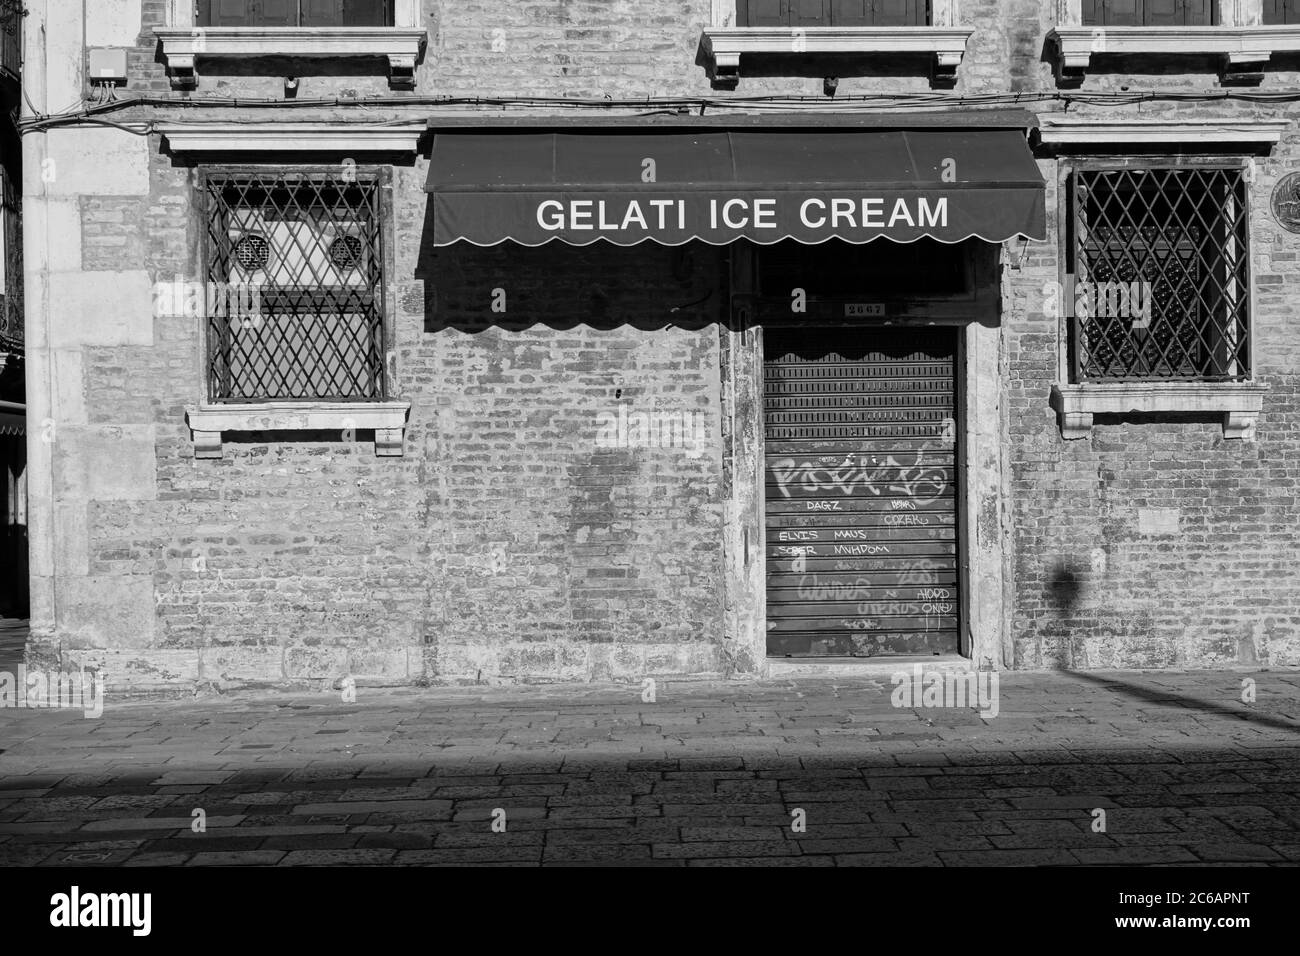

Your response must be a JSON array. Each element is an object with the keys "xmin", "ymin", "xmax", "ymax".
[{"xmin": 764, "ymin": 327, "xmax": 959, "ymax": 658}]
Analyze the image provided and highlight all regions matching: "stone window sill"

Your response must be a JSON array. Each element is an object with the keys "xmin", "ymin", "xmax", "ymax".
[
  {"xmin": 1050, "ymin": 382, "xmax": 1267, "ymax": 440},
  {"xmin": 698, "ymin": 27, "xmax": 974, "ymax": 85},
  {"xmin": 186, "ymin": 401, "xmax": 410, "ymax": 458},
  {"xmin": 1049, "ymin": 26, "xmax": 1300, "ymax": 82},
  {"xmin": 154, "ymin": 27, "xmax": 428, "ymax": 89}
]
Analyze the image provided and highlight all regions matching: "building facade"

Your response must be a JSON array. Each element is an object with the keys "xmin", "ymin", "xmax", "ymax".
[
  {"xmin": 1, "ymin": 0, "xmax": 25, "ymax": 619},
  {"xmin": 18, "ymin": 0, "xmax": 1300, "ymax": 690}
]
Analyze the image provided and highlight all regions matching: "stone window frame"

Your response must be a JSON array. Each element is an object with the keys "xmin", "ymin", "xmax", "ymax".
[
  {"xmin": 1049, "ymin": 0, "xmax": 1300, "ymax": 82},
  {"xmin": 699, "ymin": 0, "xmax": 972, "ymax": 87},
  {"xmin": 1045, "ymin": 127, "xmax": 1277, "ymax": 440},
  {"xmin": 155, "ymin": 0, "xmax": 427, "ymax": 90},
  {"xmin": 184, "ymin": 159, "xmax": 409, "ymax": 459}
]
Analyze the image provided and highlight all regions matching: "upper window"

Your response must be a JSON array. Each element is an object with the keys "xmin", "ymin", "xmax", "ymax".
[
  {"xmin": 736, "ymin": 0, "xmax": 929, "ymax": 27},
  {"xmin": 201, "ymin": 172, "xmax": 387, "ymax": 403},
  {"xmin": 1263, "ymin": 0, "xmax": 1300, "ymax": 23},
  {"xmin": 1080, "ymin": 0, "xmax": 1216, "ymax": 26},
  {"xmin": 1067, "ymin": 163, "xmax": 1250, "ymax": 383},
  {"xmin": 0, "ymin": 163, "xmax": 21, "ymax": 348},
  {"xmin": 197, "ymin": 0, "xmax": 394, "ymax": 28}
]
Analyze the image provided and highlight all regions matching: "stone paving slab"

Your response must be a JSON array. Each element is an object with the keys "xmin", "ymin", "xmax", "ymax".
[{"xmin": 0, "ymin": 670, "xmax": 1298, "ymax": 866}]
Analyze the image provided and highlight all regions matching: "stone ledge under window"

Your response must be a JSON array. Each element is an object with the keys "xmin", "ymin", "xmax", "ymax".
[
  {"xmin": 158, "ymin": 122, "xmax": 424, "ymax": 153},
  {"xmin": 1050, "ymin": 382, "xmax": 1268, "ymax": 440},
  {"xmin": 1036, "ymin": 117, "xmax": 1290, "ymax": 147},
  {"xmin": 698, "ymin": 27, "xmax": 974, "ymax": 86},
  {"xmin": 154, "ymin": 27, "xmax": 428, "ymax": 90},
  {"xmin": 1049, "ymin": 26, "xmax": 1300, "ymax": 82},
  {"xmin": 186, "ymin": 401, "xmax": 411, "ymax": 458}
]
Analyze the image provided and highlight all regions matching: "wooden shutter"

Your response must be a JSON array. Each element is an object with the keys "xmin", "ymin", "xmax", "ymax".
[
  {"xmin": 200, "ymin": 0, "xmax": 392, "ymax": 26},
  {"xmin": 257, "ymin": 0, "xmax": 300, "ymax": 26},
  {"xmin": 789, "ymin": 0, "xmax": 831, "ymax": 26},
  {"xmin": 301, "ymin": 0, "xmax": 343, "ymax": 27},
  {"xmin": 199, "ymin": 0, "xmax": 255, "ymax": 27},
  {"xmin": 1182, "ymin": 0, "xmax": 1213, "ymax": 24},
  {"xmin": 1103, "ymin": 0, "xmax": 1143, "ymax": 26},
  {"xmin": 870, "ymin": 0, "xmax": 925, "ymax": 25},
  {"xmin": 1262, "ymin": 0, "xmax": 1299, "ymax": 23},
  {"xmin": 1143, "ymin": 0, "xmax": 1183, "ymax": 24},
  {"xmin": 343, "ymin": 0, "xmax": 391, "ymax": 25},
  {"xmin": 829, "ymin": 0, "xmax": 872, "ymax": 25},
  {"xmin": 1080, "ymin": 0, "xmax": 1103, "ymax": 25},
  {"xmin": 737, "ymin": 0, "xmax": 786, "ymax": 26}
]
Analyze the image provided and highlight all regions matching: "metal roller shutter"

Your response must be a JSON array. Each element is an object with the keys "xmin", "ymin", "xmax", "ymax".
[{"xmin": 764, "ymin": 327, "xmax": 960, "ymax": 657}]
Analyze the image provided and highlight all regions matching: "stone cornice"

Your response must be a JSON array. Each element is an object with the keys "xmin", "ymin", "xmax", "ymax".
[
  {"xmin": 1037, "ymin": 118, "xmax": 1289, "ymax": 145},
  {"xmin": 155, "ymin": 27, "xmax": 428, "ymax": 90},
  {"xmin": 699, "ymin": 26, "xmax": 974, "ymax": 86},
  {"xmin": 158, "ymin": 122, "xmax": 424, "ymax": 153},
  {"xmin": 1050, "ymin": 25, "xmax": 1300, "ymax": 82}
]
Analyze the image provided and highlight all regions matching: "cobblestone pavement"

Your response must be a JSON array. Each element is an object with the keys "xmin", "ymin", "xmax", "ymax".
[{"xmin": 1, "ymin": 669, "xmax": 1298, "ymax": 866}]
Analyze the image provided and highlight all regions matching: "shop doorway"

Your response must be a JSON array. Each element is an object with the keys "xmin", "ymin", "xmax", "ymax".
[{"xmin": 763, "ymin": 325, "xmax": 960, "ymax": 658}]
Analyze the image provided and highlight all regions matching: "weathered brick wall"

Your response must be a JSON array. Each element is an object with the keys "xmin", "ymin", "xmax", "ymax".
[
  {"xmin": 70, "ymin": 146, "xmax": 725, "ymax": 686},
  {"xmin": 1004, "ymin": 104, "xmax": 1300, "ymax": 670},
  {"xmin": 407, "ymin": 233, "xmax": 726, "ymax": 678}
]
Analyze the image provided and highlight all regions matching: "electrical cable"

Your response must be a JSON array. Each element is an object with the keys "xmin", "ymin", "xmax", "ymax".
[{"xmin": 19, "ymin": 89, "xmax": 1300, "ymax": 136}]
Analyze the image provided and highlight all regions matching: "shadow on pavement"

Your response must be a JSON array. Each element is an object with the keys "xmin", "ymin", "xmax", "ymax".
[{"xmin": 1058, "ymin": 668, "xmax": 1300, "ymax": 736}]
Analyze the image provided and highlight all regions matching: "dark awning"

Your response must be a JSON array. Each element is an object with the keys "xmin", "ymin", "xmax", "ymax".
[
  {"xmin": 0, "ymin": 401, "xmax": 24, "ymax": 437},
  {"xmin": 424, "ymin": 112, "xmax": 1046, "ymax": 247}
]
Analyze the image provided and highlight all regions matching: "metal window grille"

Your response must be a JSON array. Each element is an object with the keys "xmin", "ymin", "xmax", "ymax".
[
  {"xmin": 202, "ymin": 171, "xmax": 386, "ymax": 403},
  {"xmin": 1069, "ymin": 164, "xmax": 1250, "ymax": 382}
]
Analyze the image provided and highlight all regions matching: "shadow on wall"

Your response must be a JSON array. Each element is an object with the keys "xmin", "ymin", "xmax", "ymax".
[
  {"xmin": 416, "ymin": 203, "xmax": 724, "ymax": 334},
  {"xmin": 1041, "ymin": 41, "xmax": 1281, "ymax": 88},
  {"xmin": 1047, "ymin": 557, "xmax": 1084, "ymax": 616}
]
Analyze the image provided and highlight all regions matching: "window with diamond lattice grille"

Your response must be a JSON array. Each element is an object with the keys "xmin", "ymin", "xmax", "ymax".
[
  {"xmin": 1068, "ymin": 164, "xmax": 1250, "ymax": 383},
  {"xmin": 202, "ymin": 172, "xmax": 386, "ymax": 403}
]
